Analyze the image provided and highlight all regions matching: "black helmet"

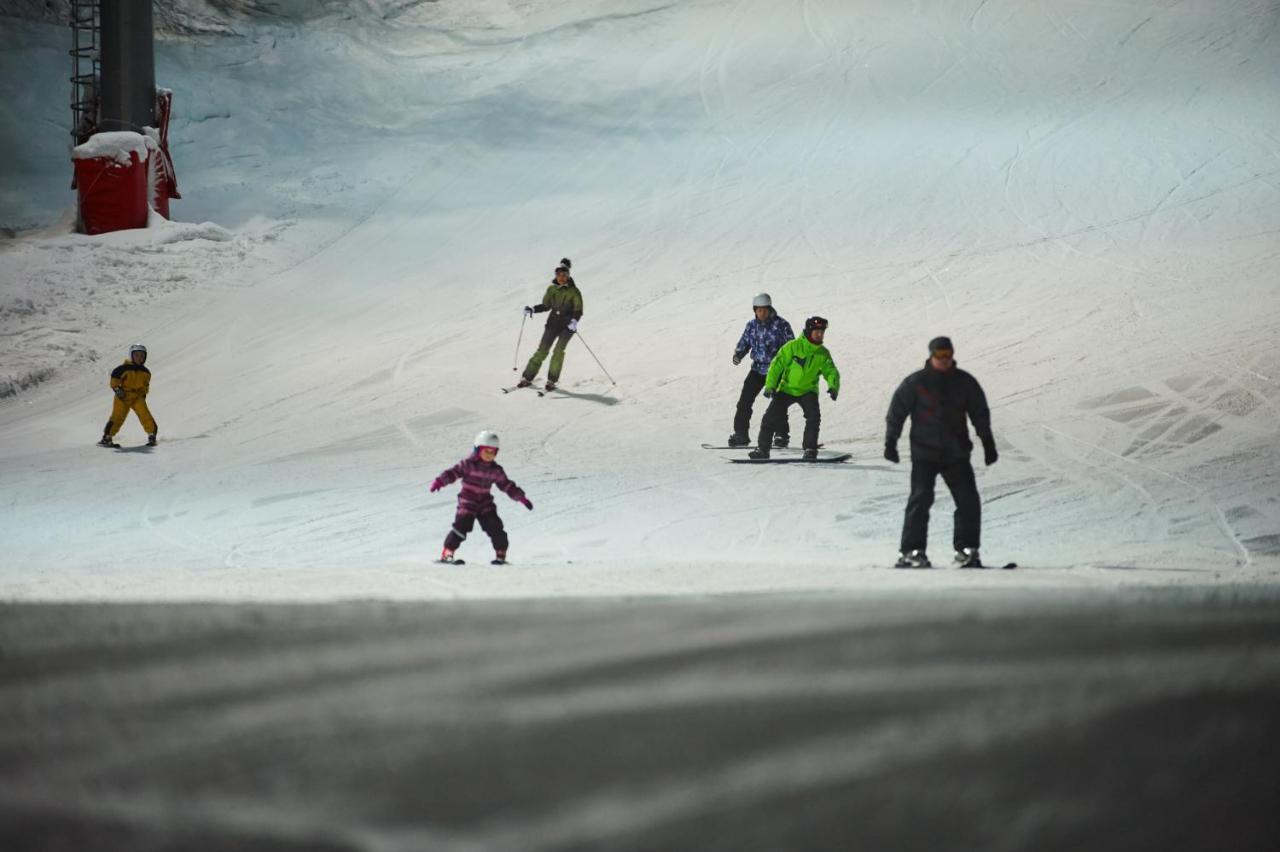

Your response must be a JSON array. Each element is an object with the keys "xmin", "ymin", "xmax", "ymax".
[{"xmin": 803, "ymin": 316, "xmax": 829, "ymax": 340}]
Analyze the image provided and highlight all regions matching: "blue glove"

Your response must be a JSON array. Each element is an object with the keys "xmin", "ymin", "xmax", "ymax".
[
  {"xmin": 763, "ymin": 387, "xmax": 775, "ymax": 399},
  {"xmin": 567, "ymin": 318, "xmax": 578, "ymax": 332},
  {"xmin": 523, "ymin": 306, "xmax": 534, "ymax": 317}
]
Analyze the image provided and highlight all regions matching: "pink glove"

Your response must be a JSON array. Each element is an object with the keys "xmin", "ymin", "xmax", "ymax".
[
  {"xmin": 520, "ymin": 497, "xmax": 533, "ymax": 510},
  {"xmin": 429, "ymin": 479, "xmax": 443, "ymax": 493}
]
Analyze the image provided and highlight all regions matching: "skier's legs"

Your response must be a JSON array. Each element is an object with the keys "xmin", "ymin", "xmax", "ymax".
[
  {"xmin": 733, "ymin": 371, "xmax": 766, "ymax": 437},
  {"xmin": 522, "ymin": 326, "xmax": 560, "ymax": 381},
  {"xmin": 477, "ymin": 510, "xmax": 509, "ymax": 554},
  {"xmin": 756, "ymin": 394, "xmax": 795, "ymax": 450},
  {"xmin": 547, "ymin": 329, "xmax": 574, "ymax": 383},
  {"xmin": 941, "ymin": 459, "xmax": 981, "ymax": 550},
  {"xmin": 797, "ymin": 392, "xmax": 821, "ymax": 449},
  {"xmin": 132, "ymin": 398, "xmax": 157, "ymax": 435},
  {"xmin": 900, "ymin": 459, "xmax": 940, "ymax": 553},
  {"xmin": 443, "ymin": 509, "xmax": 477, "ymax": 552},
  {"xmin": 104, "ymin": 397, "xmax": 130, "ymax": 438}
]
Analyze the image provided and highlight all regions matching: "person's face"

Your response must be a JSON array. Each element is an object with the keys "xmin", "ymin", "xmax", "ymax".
[
  {"xmin": 753, "ymin": 306, "xmax": 769, "ymax": 322},
  {"xmin": 809, "ymin": 327, "xmax": 825, "ymax": 344},
  {"xmin": 478, "ymin": 446, "xmax": 498, "ymax": 462},
  {"xmin": 555, "ymin": 269, "xmax": 569, "ymax": 285},
  {"xmin": 930, "ymin": 349, "xmax": 954, "ymax": 370},
  {"xmin": 131, "ymin": 351, "xmax": 146, "ymax": 365}
]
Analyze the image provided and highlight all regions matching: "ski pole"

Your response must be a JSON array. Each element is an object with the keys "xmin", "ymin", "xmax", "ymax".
[
  {"xmin": 574, "ymin": 331, "xmax": 616, "ymax": 385},
  {"xmin": 513, "ymin": 312, "xmax": 528, "ymax": 371}
]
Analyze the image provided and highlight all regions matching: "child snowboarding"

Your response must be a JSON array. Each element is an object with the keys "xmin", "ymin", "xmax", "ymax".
[
  {"xmin": 97, "ymin": 343, "xmax": 157, "ymax": 448},
  {"xmin": 428, "ymin": 430, "xmax": 533, "ymax": 565},
  {"xmin": 518, "ymin": 258, "xmax": 583, "ymax": 392},
  {"xmin": 751, "ymin": 316, "xmax": 840, "ymax": 461},
  {"xmin": 728, "ymin": 293, "xmax": 794, "ymax": 447}
]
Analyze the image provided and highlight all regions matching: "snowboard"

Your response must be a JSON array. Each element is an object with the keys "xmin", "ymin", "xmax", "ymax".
[
  {"xmin": 701, "ymin": 442, "xmax": 823, "ymax": 450},
  {"xmin": 726, "ymin": 452, "xmax": 851, "ymax": 464}
]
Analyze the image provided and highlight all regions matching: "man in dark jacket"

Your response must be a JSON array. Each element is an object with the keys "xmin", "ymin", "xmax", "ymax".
[
  {"xmin": 519, "ymin": 258, "xmax": 583, "ymax": 392},
  {"xmin": 884, "ymin": 336, "xmax": 997, "ymax": 568},
  {"xmin": 729, "ymin": 293, "xmax": 794, "ymax": 446}
]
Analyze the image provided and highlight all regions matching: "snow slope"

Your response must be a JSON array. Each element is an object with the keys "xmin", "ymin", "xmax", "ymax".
[{"xmin": 1, "ymin": 0, "xmax": 1279, "ymax": 600}]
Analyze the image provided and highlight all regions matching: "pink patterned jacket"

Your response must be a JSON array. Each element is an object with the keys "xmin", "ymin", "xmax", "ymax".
[{"xmin": 431, "ymin": 453, "xmax": 527, "ymax": 515}]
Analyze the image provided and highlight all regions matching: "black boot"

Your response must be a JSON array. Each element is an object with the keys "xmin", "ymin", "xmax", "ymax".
[
  {"xmin": 748, "ymin": 448, "xmax": 771, "ymax": 460},
  {"xmin": 727, "ymin": 433, "xmax": 750, "ymax": 447},
  {"xmin": 803, "ymin": 448, "xmax": 818, "ymax": 461}
]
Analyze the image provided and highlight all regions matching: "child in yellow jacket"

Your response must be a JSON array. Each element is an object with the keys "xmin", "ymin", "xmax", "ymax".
[{"xmin": 98, "ymin": 343, "xmax": 157, "ymax": 448}]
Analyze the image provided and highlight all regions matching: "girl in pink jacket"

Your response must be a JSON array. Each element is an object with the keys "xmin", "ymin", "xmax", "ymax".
[{"xmin": 429, "ymin": 430, "xmax": 532, "ymax": 565}]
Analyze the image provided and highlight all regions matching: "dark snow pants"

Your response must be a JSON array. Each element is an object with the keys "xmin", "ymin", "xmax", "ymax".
[
  {"xmin": 734, "ymin": 370, "xmax": 789, "ymax": 441},
  {"xmin": 523, "ymin": 325, "xmax": 574, "ymax": 383},
  {"xmin": 758, "ymin": 391, "xmax": 819, "ymax": 450},
  {"xmin": 444, "ymin": 508, "xmax": 508, "ymax": 554},
  {"xmin": 900, "ymin": 457, "xmax": 981, "ymax": 554}
]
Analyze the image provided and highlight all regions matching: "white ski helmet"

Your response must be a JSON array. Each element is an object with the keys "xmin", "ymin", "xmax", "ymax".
[
  {"xmin": 473, "ymin": 430, "xmax": 501, "ymax": 450},
  {"xmin": 752, "ymin": 293, "xmax": 772, "ymax": 309},
  {"xmin": 128, "ymin": 343, "xmax": 147, "ymax": 357}
]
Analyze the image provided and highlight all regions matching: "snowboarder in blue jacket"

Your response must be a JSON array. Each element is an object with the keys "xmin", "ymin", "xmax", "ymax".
[{"xmin": 729, "ymin": 293, "xmax": 794, "ymax": 446}]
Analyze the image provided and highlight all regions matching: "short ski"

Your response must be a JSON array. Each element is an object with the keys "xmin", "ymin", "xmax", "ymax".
[
  {"xmin": 726, "ymin": 452, "xmax": 851, "ymax": 464},
  {"xmin": 435, "ymin": 557, "xmax": 466, "ymax": 565}
]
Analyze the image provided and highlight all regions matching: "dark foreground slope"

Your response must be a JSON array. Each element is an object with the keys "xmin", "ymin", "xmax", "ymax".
[{"xmin": 3, "ymin": 590, "xmax": 1279, "ymax": 851}]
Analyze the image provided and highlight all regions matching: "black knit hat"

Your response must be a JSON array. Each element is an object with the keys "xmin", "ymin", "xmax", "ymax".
[
  {"xmin": 804, "ymin": 316, "xmax": 829, "ymax": 340},
  {"xmin": 928, "ymin": 336, "xmax": 954, "ymax": 354}
]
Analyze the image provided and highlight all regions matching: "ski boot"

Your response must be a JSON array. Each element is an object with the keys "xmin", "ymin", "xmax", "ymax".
[
  {"xmin": 491, "ymin": 549, "xmax": 508, "ymax": 566},
  {"xmin": 97, "ymin": 435, "xmax": 119, "ymax": 448},
  {"xmin": 802, "ymin": 448, "xmax": 818, "ymax": 461},
  {"xmin": 516, "ymin": 378, "xmax": 533, "ymax": 388},
  {"xmin": 748, "ymin": 447, "xmax": 771, "ymax": 460},
  {"xmin": 894, "ymin": 550, "xmax": 932, "ymax": 569},
  {"xmin": 773, "ymin": 435, "xmax": 790, "ymax": 449},
  {"xmin": 955, "ymin": 547, "xmax": 985, "ymax": 568},
  {"xmin": 146, "ymin": 433, "xmax": 158, "ymax": 447},
  {"xmin": 727, "ymin": 433, "xmax": 751, "ymax": 447},
  {"xmin": 436, "ymin": 548, "xmax": 464, "ymax": 565},
  {"xmin": 544, "ymin": 381, "xmax": 557, "ymax": 392}
]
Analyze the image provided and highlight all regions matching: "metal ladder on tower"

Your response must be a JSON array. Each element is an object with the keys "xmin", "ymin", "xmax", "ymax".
[{"xmin": 69, "ymin": 0, "xmax": 101, "ymax": 146}]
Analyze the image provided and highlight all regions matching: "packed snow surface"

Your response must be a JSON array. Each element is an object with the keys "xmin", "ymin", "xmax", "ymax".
[{"xmin": 1, "ymin": 0, "xmax": 1278, "ymax": 600}]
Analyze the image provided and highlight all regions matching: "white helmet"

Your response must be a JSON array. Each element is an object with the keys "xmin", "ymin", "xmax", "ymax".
[
  {"xmin": 752, "ymin": 293, "xmax": 772, "ymax": 309},
  {"xmin": 129, "ymin": 343, "xmax": 147, "ymax": 356},
  {"xmin": 473, "ymin": 430, "xmax": 500, "ymax": 450}
]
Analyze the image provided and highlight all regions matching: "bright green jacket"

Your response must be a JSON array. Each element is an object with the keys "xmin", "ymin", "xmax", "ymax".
[{"xmin": 765, "ymin": 336, "xmax": 840, "ymax": 397}]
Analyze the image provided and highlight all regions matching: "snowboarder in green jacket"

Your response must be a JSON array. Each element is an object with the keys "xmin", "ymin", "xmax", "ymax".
[{"xmin": 751, "ymin": 316, "xmax": 841, "ymax": 460}]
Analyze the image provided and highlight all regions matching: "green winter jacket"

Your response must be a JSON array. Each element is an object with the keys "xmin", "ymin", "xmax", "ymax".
[
  {"xmin": 532, "ymin": 280, "xmax": 584, "ymax": 329},
  {"xmin": 765, "ymin": 336, "xmax": 841, "ymax": 397}
]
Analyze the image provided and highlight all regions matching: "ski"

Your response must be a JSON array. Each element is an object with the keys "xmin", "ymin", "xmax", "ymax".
[
  {"xmin": 434, "ymin": 558, "xmax": 466, "ymax": 565},
  {"xmin": 491, "ymin": 559, "xmax": 509, "ymax": 566},
  {"xmin": 726, "ymin": 452, "xmax": 851, "ymax": 464},
  {"xmin": 500, "ymin": 385, "xmax": 544, "ymax": 397}
]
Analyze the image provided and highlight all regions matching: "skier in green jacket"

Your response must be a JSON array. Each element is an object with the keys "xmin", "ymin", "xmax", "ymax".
[
  {"xmin": 751, "ymin": 316, "xmax": 841, "ymax": 461},
  {"xmin": 518, "ymin": 258, "xmax": 583, "ymax": 392}
]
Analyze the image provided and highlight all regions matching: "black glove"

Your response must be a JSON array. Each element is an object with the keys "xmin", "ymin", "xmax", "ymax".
[
  {"xmin": 113, "ymin": 387, "xmax": 125, "ymax": 400},
  {"xmin": 732, "ymin": 353, "xmax": 743, "ymax": 366},
  {"xmin": 828, "ymin": 389, "xmax": 838, "ymax": 401},
  {"xmin": 523, "ymin": 306, "xmax": 534, "ymax": 317},
  {"xmin": 983, "ymin": 441, "xmax": 998, "ymax": 466},
  {"xmin": 763, "ymin": 387, "xmax": 775, "ymax": 399},
  {"xmin": 884, "ymin": 445, "xmax": 900, "ymax": 464}
]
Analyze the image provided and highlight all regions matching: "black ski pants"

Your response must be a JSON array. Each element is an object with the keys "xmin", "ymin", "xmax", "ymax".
[
  {"xmin": 734, "ymin": 370, "xmax": 789, "ymax": 440},
  {"xmin": 900, "ymin": 456, "xmax": 981, "ymax": 554},
  {"xmin": 444, "ymin": 508, "xmax": 508, "ymax": 554},
  {"xmin": 758, "ymin": 391, "xmax": 820, "ymax": 450}
]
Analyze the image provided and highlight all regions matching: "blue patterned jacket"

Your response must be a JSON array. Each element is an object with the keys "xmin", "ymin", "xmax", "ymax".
[{"xmin": 734, "ymin": 311, "xmax": 795, "ymax": 376}]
